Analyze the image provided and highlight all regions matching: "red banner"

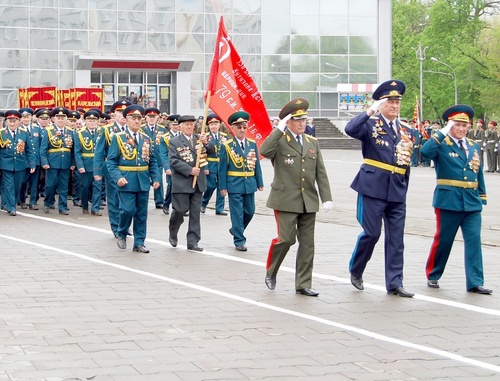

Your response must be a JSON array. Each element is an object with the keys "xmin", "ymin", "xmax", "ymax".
[
  {"xmin": 18, "ymin": 86, "xmax": 57, "ymax": 109},
  {"xmin": 206, "ymin": 16, "xmax": 271, "ymax": 149},
  {"xmin": 58, "ymin": 89, "xmax": 72, "ymax": 109},
  {"xmin": 414, "ymin": 96, "xmax": 428, "ymax": 138},
  {"xmin": 71, "ymin": 87, "xmax": 104, "ymax": 111}
]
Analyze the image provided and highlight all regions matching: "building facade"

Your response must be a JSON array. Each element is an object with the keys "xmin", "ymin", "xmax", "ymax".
[{"xmin": 0, "ymin": 0, "xmax": 392, "ymax": 118}]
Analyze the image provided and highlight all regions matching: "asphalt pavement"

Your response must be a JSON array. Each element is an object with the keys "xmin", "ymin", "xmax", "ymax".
[{"xmin": 1, "ymin": 149, "xmax": 499, "ymax": 380}]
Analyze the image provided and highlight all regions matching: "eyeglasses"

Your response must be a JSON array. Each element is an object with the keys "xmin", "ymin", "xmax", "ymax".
[{"xmin": 234, "ymin": 125, "xmax": 247, "ymax": 129}]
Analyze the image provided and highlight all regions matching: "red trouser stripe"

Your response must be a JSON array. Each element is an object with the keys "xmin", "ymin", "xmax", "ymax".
[
  {"xmin": 266, "ymin": 210, "xmax": 281, "ymax": 270},
  {"xmin": 426, "ymin": 208, "xmax": 441, "ymax": 278}
]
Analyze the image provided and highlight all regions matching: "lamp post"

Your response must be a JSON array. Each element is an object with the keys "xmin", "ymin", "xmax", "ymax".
[
  {"xmin": 414, "ymin": 43, "xmax": 428, "ymax": 121},
  {"xmin": 431, "ymin": 57, "xmax": 458, "ymax": 104}
]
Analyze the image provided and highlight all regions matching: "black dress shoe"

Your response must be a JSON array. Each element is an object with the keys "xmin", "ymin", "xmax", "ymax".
[
  {"xmin": 468, "ymin": 286, "xmax": 492, "ymax": 294},
  {"xmin": 59, "ymin": 209, "xmax": 69, "ymax": 215},
  {"xmin": 187, "ymin": 244, "xmax": 203, "ymax": 252},
  {"xmin": 73, "ymin": 200, "xmax": 82, "ymax": 207},
  {"xmin": 43, "ymin": 206, "xmax": 50, "ymax": 214},
  {"xmin": 183, "ymin": 211, "xmax": 189, "ymax": 217},
  {"xmin": 169, "ymin": 237, "xmax": 177, "ymax": 247},
  {"xmin": 8, "ymin": 211, "xmax": 16, "ymax": 216},
  {"xmin": 155, "ymin": 203, "xmax": 163, "ymax": 209},
  {"xmin": 133, "ymin": 245, "xmax": 150, "ymax": 253},
  {"xmin": 229, "ymin": 228, "xmax": 234, "ymax": 236},
  {"xmin": 235, "ymin": 244, "xmax": 247, "ymax": 251},
  {"xmin": 28, "ymin": 204, "xmax": 39, "ymax": 210},
  {"xmin": 117, "ymin": 238, "xmax": 126, "ymax": 249},
  {"xmin": 163, "ymin": 206, "xmax": 169, "ymax": 215},
  {"xmin": 216, "ymin": 211, "xmax": 228, "ymax": 216},
  {"xmin": 265, "ymin": 274, "xmax": 276, "ymax": 290},
  {"xmin": 387, "ymin": 287, "xmax": 414, "ymax": 297},
  {"xmin": 101, "ymin": 201, "xmax": 107, "ymax": 206},
  {"xmin": 200, "ymin": 206, "xmax": 206, "ymax": 213},
  {"xmin": 350, "ymin": 274, "xmax": 364, "ymax": 290},
  {"xmin": 427, "ymin": 279, "xmax": 439, "ymax": 288},
  {"xmin": 296, "ymin": 288, "xmax": 319, "ymax": 297},
  {"xmin": 20, "ymin": 203, "xmax": 27, "ymax": 209},
  {"xmin": 126, "ymin": 229, "xmax": 133, "ymax": 236}
]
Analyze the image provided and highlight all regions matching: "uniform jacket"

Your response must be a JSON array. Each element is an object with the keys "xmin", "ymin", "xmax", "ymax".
[
  {"xmin": 260, "ymin": 128, "xmax": 331, "ymax": 213},
  {"xmin": 484, "ymin": 129, "xmax": 498, "ymax": 150},
  {"xmin": 40, "ymin": 125, "xmax": 75, "ymax": 169},
  {"xmin": 74, "ymin": 127, "xmax": 98, "ymax": 172},
  {"xmin": 168, "ymin": 133, "xmax": 215, "ymax": 193},
  {"xmin": 421, "ymin": 131, "xmax": 486, "ymax": 212},
  {"xmin": 218, "ymin": 137, "xmax": 264, "ymax": 195},
  {"xmin": 0, "ymin": 127, "xmax": 36, "ymax": 171},
  {"xmin": 106, "ymin": 130, "xmax": 161, "ymax": 192},
  {"xmin": 158, "ymin": 134, "xmax": 171, "ymax": 172},
  {"xmin": 344, "ymin": 112, "xmax": 414, "ymax": 203},
  {"xmin": 23, "ymin": 123, "xmax": 42, "ymax": 166},
  {"xmin": 141, "ymin": 123, "xmax": 168, "ymax": 166},
  {"xmin": 467, "ymin": 128, "xmax": 485, "ymax": 148},
  {"xmin": 93, "ymin": 123, "xmax": 120, "ymax": 177},
  {"xmin": 206, "ymin": 131, "xmax": 228, "ymax": 175}
]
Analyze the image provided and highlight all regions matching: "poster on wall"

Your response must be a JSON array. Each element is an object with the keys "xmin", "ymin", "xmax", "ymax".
[
  {"xmin": 103, "ymin": 85, "xmax": 114, "ymax": 104},
  {"xmin": 144, "ymin": 85, "xmax": 157, "ymax": 108},
  {"xmin": 118, "ymin": 85, "xmax": 128, "ymax": 100},
  {"xmin": 337, "ymin": 84, "xmax": 377, "ymax": 111}
]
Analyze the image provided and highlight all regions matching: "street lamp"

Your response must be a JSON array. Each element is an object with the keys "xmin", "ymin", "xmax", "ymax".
[
  {"xmin": 431, "ymin": 57, "xmax": 458, "ymax": 104},
  {"xmin": 413, "ymin": 43, "xmax": 428, "ymax": 121}
]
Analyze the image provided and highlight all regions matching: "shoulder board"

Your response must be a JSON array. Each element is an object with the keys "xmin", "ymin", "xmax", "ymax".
[
  {"xmin": 19, "ymin": 126, "xmax": 27, "ymax": 132},
  {"xmin": 369, "ymin": 116, "xmax": 381, "ymax": 120},
  {"xmin": 140, "ymin": 123, "xmax": 147, "ymax": 128},
  {"xmin": 304, "ymin": 133, "xmax": 317, "ymax": 140},
  {"xmin": 116, "ymin": 131, "xmax": 127, "ymax": 136},
  {"xmin": 400, "ymin": 121, "xmax": 411, "ymax": 128},
  {"xmin": 77, "ymin": 127, "xmax": 86, "ymax": 133},
  {"xmin": 103, "ymin": 123, "xmax": 114, "ymax": 129},
  {"xmin": 46, "ymin": 125, "xmax": 55, "ymax": 131},
  {"xmin": 0, "ymin": 128, "xmax": 6, "ymax": 132},
  {"xmin": 138, "ymin": 130, "xmax": 149, "ymax": 138},
  {"xmin": 66, "ymin": 127, "xmax": 74, "ymax": 132},
  {"xmin": 247, "ymin": 138, "xmax": 256, "ymax": 143},
  {"xmin": 220, "ymin": 131, "xmax": 227, "ymax": 136},
  {"xmin": 225, "ymin": 138, "xmax": 234, "ymax": 144}
]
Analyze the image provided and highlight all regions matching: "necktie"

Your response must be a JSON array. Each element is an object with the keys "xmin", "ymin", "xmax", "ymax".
[
  {"xmin": 458, "ymin": 139, "xmax": 467, "ymax": 156},
  {"xmin": 240, "ymin": 141, "xmax": 245, "ymax": 151},
  {"xmin": 389, "ymin": 121, "xmax": 396, "ymax": 137},
  {"xmin": 12, "ymin": 131, "xmax": 16, "ymax": 141},
  {"xmin": 296, "ymin": 135, "xmax": 302, "ymax": 145},
  {"xmin": 60, "ymin": 129, "xmax": 64, "ymax": 136},
  {"xmin": 133, "ymin": 132, "xmax": 138, "ymax": 145}
]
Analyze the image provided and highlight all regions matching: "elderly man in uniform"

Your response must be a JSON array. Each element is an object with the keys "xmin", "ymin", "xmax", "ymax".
[
  {"xmin": 74, "ymin": 109, "xmax": 102, "ymax": 216},
  {"xmin": 467, "ymin": 119, "xmax": 485, "ymax": 164},
  {"xmin": 218, "ymin": 111, "xmax": 264, "ymax": 251},
  {"xmin": 168, "ymin": 115, "xmax": 214, "ymax": 251},
  {"xmin": 107, "ymin": 105, "xmax": 161, "ymax": 253},
  {"xmin": 422, "ymin": 105, "xmax": 491, "ymax": 294},
  {"xmin": 345, "ymin": 80, "xmax": 415, "ymax": 297},
  {"xmin": 141, "ymin": 107, "xmax": 168, "ymax": 209},
  {"xmin": 260, "ymin": 99, "xmax": 333, "ymax": 296},
  {"xmin": 201, "ymin": 113, "xmax": 228, "ymax": 216},
  {"xmin": 40, "ymin": 107, "xmax": 75, "ymax": 215},
  {"xmin": 160, "ymin": 114, "xmax": 181, "ymax": 215},
  {"xmin": 94, "ymin": 100, "xmax": 131, "ymax": 236},
  {"xmin": 0, "ymin": 110, "xmax": 36, "ymax": 216}
]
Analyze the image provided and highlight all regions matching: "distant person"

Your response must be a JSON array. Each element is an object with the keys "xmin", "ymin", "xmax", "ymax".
[{"xmin": 305, "ymin": 117, "xmax": 316, "ymax": 136}]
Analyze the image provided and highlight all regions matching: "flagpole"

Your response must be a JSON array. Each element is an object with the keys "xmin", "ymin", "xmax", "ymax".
[{"xmin": 192, "ymin": 90, "xmax": 212, "ymax": 188}]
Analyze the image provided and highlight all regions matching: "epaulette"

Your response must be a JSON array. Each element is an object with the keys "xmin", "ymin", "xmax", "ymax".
[
  {"xmin": 46, "ymin": 125, "xmax": 55, "ymax": 131},
  {"xmin": 77, "ymin": 126, "xmax": 86, "ymax": 133},
  {"xmin": 115, "ymin": 131, "xmax": 127, "ymax": 136},
  {"xmin": 400, "ymin": 121, "xmax": 411, "ymax": 129},
  {"xmin": 247, "ymin": 138, "xmax": 256, "ymax": 143},
  {"xmin": 225, "ymin": 138, "xmax": 234, "ymax": 145},
  {"xmin": 0, "ymin": 128, "xmax": 6, "ymax": 132},
  {"xmin": 304, "ymin": 133, "xmax": 317, "ymax": 140},
  {"xmin": 66, "ymin": 126, "xmax": 74, "ymax": 132},
  {"xmin": 220, "ymin": 131, "xmax": 227, "ymax": 136},
  {"xmin": 19, "ymin": 126, "xmax": 27, "ymax": 132},
  {"xmin": 103, "ymin": 123, "xmax": 114, "ymax": 129}
]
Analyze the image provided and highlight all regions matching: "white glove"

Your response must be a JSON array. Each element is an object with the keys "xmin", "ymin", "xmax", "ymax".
[
  {"xmin": 323, "ymin": 201, "xmax": 334, "ymax": 213},
  {"xmin": 368, "ymin": 98, "xmax": 388, "ymax": 114},
  {"xmin": 277, "ymin": 114, "xmax": 292, "ymax": 132},
  {"xmin": 440, "ymin": 120, "xmax": 454, "ymax": 136}
]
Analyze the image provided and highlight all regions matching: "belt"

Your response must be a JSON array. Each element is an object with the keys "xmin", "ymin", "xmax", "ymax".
[
  {"xmin": 227, "ymin": 171, "xmax": 255, "ymax": 177},
  {"xmin": 363, "ymin": 159, "xmax": 406, "ymax": 175},
  {"xmin": 487, "ymin": 140, "xmax": 495, "ymax": 143},
  {"xmin": 82, "ymin": 153, "xmax": 94, "ymax": 158},
  {"xmin": 118, "ymin": 165, "xmax": 148, "ymax": 172},
  {"xmin": 207, "ymin": 158, "xmax": 220, "ymax": 162},
  {"xmin": 48, "ymin": 148, "xmax": 71, "ymax": 153},
  {"xmin": 437, "ymin": 179, "xmax": 478, "ymax": 189}
]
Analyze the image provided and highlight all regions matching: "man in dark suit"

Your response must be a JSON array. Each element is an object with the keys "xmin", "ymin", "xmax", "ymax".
[
  {"xmin": 107, "ymin": 105, "xmax": 161, "ymax": 253},
  {"xmin": 345, "ymin": 80, "xmax": 415, "ymax": 297},
  {"xmin": 260, "ymin": 98, "xmax": 333, "ymax": 297},
  {"xmin": 168, "ymin": 115, "xmax": 215, "ymax": 251},
  {"xmin": 421, "ymin": 105, "xmax": 491, "ymax": 294}
]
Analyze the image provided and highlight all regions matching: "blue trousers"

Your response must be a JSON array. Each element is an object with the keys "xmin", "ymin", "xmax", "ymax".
[
  {"xmin": 228, "ymin": 192, "xmax": 254, "ymax": 246},
  {"xmin": 44, "ymin": 168, "xmax": 70, "ymax": 211},
  {"xmin": 104, "ymin": 175, "xmax": 120, "ymax": 236},
  {"xmin": 1, "ymin": 170, "xmax": 24, "ymax": 212},
  {"xmin": 349, "ymin": 194, "xmax": 406, "ymax": 291},
  {"xmin": 117, "ymin": 190, "xmax": 149, "ymax": 246},
  {"xmin": 202, "ymin": 172, "xmax": 225, "ymax": 213},
  {"xmin": 19, "ymin": 166, "xmax": 40, "ymax": 206},
  {"xmin": 80, "ymin": 171, "xmax": 102, "ymax": 213},
  {"xmin": 163, "ymin": 174, "xmax": 172, "ymax": 209}
]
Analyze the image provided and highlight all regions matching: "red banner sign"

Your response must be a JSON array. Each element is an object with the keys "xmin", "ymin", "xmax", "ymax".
[
  {"xmin": 206, "ymin": 17, "xmax": 271, "ymax": 149},
  {"xmin": 18, "ymin": 86, "xmax": 57, "ymax": 109},
  {"xmin": 71, "ymin": 87, "xmax": 104, "ymax": 111}
]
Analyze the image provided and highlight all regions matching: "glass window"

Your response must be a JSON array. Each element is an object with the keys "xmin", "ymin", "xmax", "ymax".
[
  {"xmin": 158, "ymin": 72, "xmax": 172, "ymax": 83},
  {"xmin": 261, "ymin": 16, "xmax": 290, "ymax": 35},
  {"xmin": 148, "ymin": 12, "xmax": 175, "ymax": 33},
  {"xmin": 146, "ymin": 0, "xmax": 174, "ymax": 12},
  {"xmin": 89, "ymin": 31, "xmax": 117, "ymax": 51},
  {"xmin": 321, "ymin": 56, "xmax": 348, "ymax": 73},
  {"xmin": 58, "ymin": 70, "xmax": 73, "ymax": 88},
  {"xmin": 130, "ymin": 72, "xmax": 143, "ymax": 84},
  {"xmin": 291, "ymin": 73, "xmax": 319, "ymax": 91},
  {"xmin": 102, "ymin": 71, "xmax": 114, "ymax": 83},
  {"xmin": 291, "ymin": 16, "xmax": 318, "ymax": 35},
  {"xmin": 117, "ymin": 11, "xmax": 147, "ymax": 32},
  {"xmin": 30, "ymin": 7, "xmax": 58, "ymax": 28},
  {"xmin": 91, "ymin": 71, "xmax": 101, "ymax": 83},
  {"xmin": 291, "ymin": 0, "xmax": 318, "ymax": 15},
  {"xmin": 349, "ymin": 0, "xmax": 377, "ymax": 16},
  {"xmin": 59, "ymin": 30, "xmax": 88, "ymax": 51},
  {"xmin": 291, "ymin": 92, "xmax": 317, "ymax": 109},
  {"xmin": 233, "ymin": 0, "xmax": 261, "ymax": 13},
  {"xmin": 261, "ymin": 35, "xmax": 290, "ymax": 54},
  {"xmin": 262, "ymin": 0, "xmax": 289, "ymax": 15},
  {"xmin": 321, "ymin": 36, "xmax": 348, "ymax": 54},
  {"xmin": 320, "ymin": 17, "xmax": 349, "ymax": 35},
  {"xmin": 30, "ymin": 50, "xmax": 58, "ymax": 69},
  {"xmin": 349, "ymin": 17, "xmax": 377, "ymax": 36},
  {"xmin": 89, "ymin": 10, "xmax": 117, "ymax": 30},
  {"xmin": 262, "ymin": 56, "xmax": 290, "ymax": 72},
  {"xmin": 233, "ymin": 15, "xmax": 261, "ymax": 34},
  {"xmin": 59, "ymin": 9, "xmax": 87, "ymax": 29},
  {"xmin": 320, "ymin": 73, "xmax": 348, "ymax": 87},
  {"xmin": 291, "ymin": 55, "xmax": 319, "ymax": 73},
  {"xmin": 118, "ymin": 0, "xmax": 146, "ymax": 10},
  {"xmin": 118, "ymin": 73, "xmax": 129, "ymax": 83},
  {"xmin": 89, "ymin": 0, "xmax": 116, "ymax": 9},
  {"xmin": 350, "ymin": 73, "xmax": 377, "ymax": 83},
  {"xmin": 59, "ymin": 51, "xmax": 75, "ymax": 70},
  {"xmin": 240, "ymin": 55, "xmax": 261, "ymax": 74},
  {"xmin": 1, "ymin": 29, "xmax": 29, "ymax": 49},
  {"xmin": 31, "ymin": 70, "xmax": 58, "ymax": 86},
  {"xmin": 176, "ymin": 0, "xmax": 204, "ymax": 12},
  {"xmin": 291, "ymin": 36, "xmax": 319, "ymax": 54},
  {"xmin": 30, "ymin": 28, "xmax": 58, "ymax": 49},
  {"xmin": 4, "ymin": 50, "xmax": 28, "ymax": 69},
  {"xmin": 0, "ymin": 89, "xmax": 23, "ymax": 109},
  {"xmin": 262, "ymin": 92, "xmax": 291, "ymax": 110},
  {"xmin": 175, "ymin": 13, "xmax": 204, "ymax": 33},
  {"xmin": 262, "ymin": 74, "xmax": 290, "ymax": 91},
  {"xmin": 350, "ymin": 36, "xmax": 377, "ymax": 55},
  {"xmin": 232, "ymin": 35, "xmax": 261, "ymax": 54},
  {"xmin": 60, "ymin": 0, "xmax": 87, "ymax": 8},
  {"xmin": 147, "ymin": 33, "xmax": 175, "ymax": 52},
  {"xmin": 117, "ymin": 32, "xmax": 147, "ymax": 53},
  {"xmin": 350, "ymin": 55, "xmax": 377, "ymax": 72},
  {"xmin": 320, "ymin": 0, "xmax": 347, "ymax": 16},
  {"xmin": 319, "ymin": 92, "xmax": 339, "ymax": 110},
  {"xmin": 176, "ymin": 33, "xmax": 204, "ymax": 52},
  {"xmin": 0, "ymin": 69, "xmax": 29, "ymax": 88},
  {"xmin": 147, "ymin": 72, "xmax": 157, "ymax": 83},
  {"xmin": 0, "ymin": 6, "xmax": 28, "ymax": 27}
]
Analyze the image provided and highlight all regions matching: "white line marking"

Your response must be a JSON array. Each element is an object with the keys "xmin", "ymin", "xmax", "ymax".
[
  {"xmin": 2, "ymin": 232, "xmax": 499, "ymax": 373},
  {"xmin": 16, "ymin": 211, "xmax": 500, "ymax": 317}
]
